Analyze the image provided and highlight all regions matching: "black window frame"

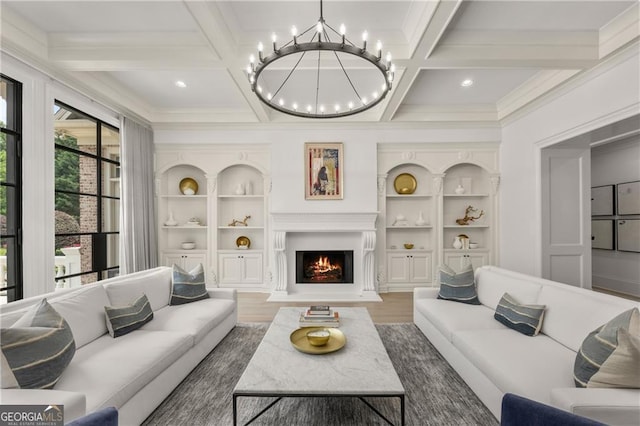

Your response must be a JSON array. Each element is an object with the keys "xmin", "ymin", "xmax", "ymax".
[
  {"xmin": 0, "ymin": 74, "xmax": 23, "ymax": 302},
  {"xmin": 54, "ymin": 100, "xmax": 120, "ymax": 285}
]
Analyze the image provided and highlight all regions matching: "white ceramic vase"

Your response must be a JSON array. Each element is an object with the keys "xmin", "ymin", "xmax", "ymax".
[
  {"xmin": 455, "ymin": 184, "xmax": 465, "ymax": 195},
  {"xmin": 164, "ymin": 211, "xmax": 178, "ymax": 226},
  {"xmin": 235, "ymin": 183, "xmax": 245, "ymax": 195},
  {"xmin": 453, "ymin": 236, "xmax": 463, "ymax": 249},
  {"xmin": 415, "ymin": 211, "xmax": 427, "ymax": 226}
]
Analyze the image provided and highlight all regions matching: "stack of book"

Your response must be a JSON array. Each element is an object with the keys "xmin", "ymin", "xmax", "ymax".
[{"xmin": 299, "ymin": 305, "xmax": 340, "ymax": 328}]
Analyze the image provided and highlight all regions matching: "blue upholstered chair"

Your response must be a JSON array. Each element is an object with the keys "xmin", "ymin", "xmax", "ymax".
[
  {"xmin": 501, "ymin": 393, "xmax": 606, "ymax": 426},
  {"xmin": 66, "ymin": 407, "xmax": 118, "ymax": 426}
]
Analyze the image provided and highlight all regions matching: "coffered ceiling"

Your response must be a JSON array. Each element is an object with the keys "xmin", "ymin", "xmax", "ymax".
[{"xmin": 1, "ymin": 0, "xmax": 638, "ymax": 125}]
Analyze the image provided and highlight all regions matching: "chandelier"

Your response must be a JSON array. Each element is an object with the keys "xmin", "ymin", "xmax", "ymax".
[{"xmin": 246, "ymin": 0, "xmax": 395, "ymax": 119}]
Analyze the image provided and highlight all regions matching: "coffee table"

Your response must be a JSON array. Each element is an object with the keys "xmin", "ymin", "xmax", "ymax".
[{"xmin": 233, "ymin": 307, "xmax": 405, "ymax": 425}]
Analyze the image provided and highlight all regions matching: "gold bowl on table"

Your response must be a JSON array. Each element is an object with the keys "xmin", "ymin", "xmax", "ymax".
[
  {"xmin": 306, "ymin": 329, "xmax": 331, "ymax": 346},
  {"xmin": 290, "ymin": 327, "xmax": 346, "ymax": 355}
]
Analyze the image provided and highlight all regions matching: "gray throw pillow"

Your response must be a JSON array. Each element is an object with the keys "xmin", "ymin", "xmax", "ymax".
[
  {"xmin": 494, "ymin": 293, "xmax": 546, "ymax": 336},
  {"xmin": 170, "ymin": 263, "xmax": 209, "ymax": 305},
  {"xmin": 437, "ymin": 263, "xmax": 480, "ymax": 305},
  {"xmin": 574, "ymin": 307, "xmax": 640, "ymax": 388},
  {"xmin": 104, "ymin": 293, "xmax": 153, "ymax": 338},
  {"xmin": 1, "ymin": 298, "xmax": 76, "ymax": 389}
]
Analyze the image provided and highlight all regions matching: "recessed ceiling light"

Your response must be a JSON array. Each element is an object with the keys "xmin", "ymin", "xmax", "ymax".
[
  {"xmin": 175, "ymin": 80, "xmax": 187, "ymax": 88},
  {"xmin": 460, "ymin": 79, "xmax": 474, "ymax": 87}
]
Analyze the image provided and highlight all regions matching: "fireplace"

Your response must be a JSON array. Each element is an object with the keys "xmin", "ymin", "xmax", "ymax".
[{"xmin": 296, "ymin": 250, "xmax": 354, "ymax": 284}]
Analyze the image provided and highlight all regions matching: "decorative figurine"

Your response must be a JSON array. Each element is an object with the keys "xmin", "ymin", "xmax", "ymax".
[
  {"xmin": 456, "ymin": 206, "xmax": 484, "ymax": 225},
  {"xmin": 228, "ymin": 215, "xmax": 251, "ymax": 227}
]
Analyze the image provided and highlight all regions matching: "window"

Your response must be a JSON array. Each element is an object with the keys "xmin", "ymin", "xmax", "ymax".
[
  {"xmin": 54, "ymin": 101, "xmax": 120, "ymax": 287},
  {"xmin": 0, "ymin": 75, "xmax": 23, "ymax": 303}
]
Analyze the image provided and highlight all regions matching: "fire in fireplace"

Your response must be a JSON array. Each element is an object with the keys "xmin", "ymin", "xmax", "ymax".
[{"xmin": 296, "ymin": 250, "xmax": 354, "ymax": 284}]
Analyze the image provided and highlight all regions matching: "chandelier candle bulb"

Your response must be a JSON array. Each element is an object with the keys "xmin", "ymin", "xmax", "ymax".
[
  {"xmin": 271, "ymin": 33, "xmax": 277, "ymax": 51},
  {"xmin": 376, "ymin": 40, "xmax": 383, "ymax": 58},
  {"xmin": 257, "ymin": 42, "xmax": 264, "ymax": 61},
  {"xmin": 362, "ymin": 30, "xmax": 368, "ymax": 50}
]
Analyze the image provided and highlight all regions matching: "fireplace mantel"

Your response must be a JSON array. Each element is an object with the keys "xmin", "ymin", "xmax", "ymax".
[
  {"xmin": 271, "ymin": 212, "xmax": 378, "ymax": 232},
  {"xmin": 268, "ymin": 212, "xmax": 381, "ymax": 302}
]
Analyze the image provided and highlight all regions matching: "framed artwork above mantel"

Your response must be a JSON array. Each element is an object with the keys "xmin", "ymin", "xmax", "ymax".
[{"xmin": 304, "ymin": 142, "xmax": 343, "ymax": 200}]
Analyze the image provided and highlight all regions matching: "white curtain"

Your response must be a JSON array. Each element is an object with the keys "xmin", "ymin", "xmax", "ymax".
[{"xmin": 120, "ymin": 117, "xmax": 157, "ymax": 273}]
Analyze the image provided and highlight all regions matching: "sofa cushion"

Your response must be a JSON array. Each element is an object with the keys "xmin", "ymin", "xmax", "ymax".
[
  {"xmin": 170, "ymin": 264, "xmax": 209, "ymax": 305},
  {"xmin": 414, "ymin": 298, "xmax": 503, "ymax": 341},
  {"xmin": 143, "ymin": 298, "xmax": 235, "ymax": 344},
  {"xmin": 50, "ymin": 285, "xmax": 111, "ymax": 348},
  {"xmin": 103, "ymin": 267, "xmax": 172, "ymax": 312},
  {"xmin": 437, "ymin": 263, "xmax": 480, "ymax": 305},
  {"xmin": 475, "ymin": 266, "xmax": 542, "ymax": 310},
  {"xmin": 494, "ymin": 293, "xmax": 546, "ymax": 336},
  {"xmin": 452, "ymin": 328, "xmax": 576, "ymax": 404},
  {"xmin": 54, "ymin": 330, "xmax": 192, "ymax": 411},
  {"xmin": 104, "ymin": 294, "xmax": 154, "ymax": 338},
  {"xmin": 1, "ymin": 299, "xmax": 76, "ymax": 389},
  {"xmin": 1, "ymin": 285, "xmax": 110, "ymax": 349},
  {"xmin": 574, "ymin": 308, "xmax": 640, "ymax": 389},
  {"xmin": 537, "ymin": 285, "xmax": 639, "ymax": 352}
]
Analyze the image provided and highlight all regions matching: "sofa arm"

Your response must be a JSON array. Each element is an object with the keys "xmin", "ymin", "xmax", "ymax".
[
  {"xmin": 1, "ymin": 389, "xmax": 86, "ymax": 422},
  {"xmin": 414, "ymin": 287, "xmax": 439, "ymax": 300},
  {"xmin": 207, "ymin": 288, "xmax": 237, "ymax": 302},
  {"xmin": 551, "ymin": 387, "xmax": 640, "ymax": 426}
]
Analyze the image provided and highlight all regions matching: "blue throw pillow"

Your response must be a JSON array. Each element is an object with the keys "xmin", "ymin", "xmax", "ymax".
[
  {"xmin": 494, "ymin": 293, "xmax": 545, "ymax": 336},
  {"xmin": 170, "ymin": 263, "xmax": 209, "ymax": 305},
  {"xmin": 1, "ymin": 299, "xmax": 76, "ymax": 389},
  {"xmin": 437, "ymin": 263, "xmax": 480, "ymax": 305},
  {"xmin": 104, "ymin": 293, "xmax": 153, "ymax": 338},
  {"xmin": 574, "ymin": 307, "xmax": 640, "ymax": 388}
]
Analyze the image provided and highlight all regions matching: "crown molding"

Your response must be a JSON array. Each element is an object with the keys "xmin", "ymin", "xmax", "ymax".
[
  {"xmin": 500, "ymin": 40, "xmax": 640, "ymax": 128},
  {"xmin": 599, "ymin": 2, "xmax": 640, "ymax": 58},
  {"xmin": 496, "ymin": 70, "xmax": 580, "ymax": 120}
]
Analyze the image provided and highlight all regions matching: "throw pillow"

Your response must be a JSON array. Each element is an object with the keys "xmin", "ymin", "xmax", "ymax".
[
  {"xmin": 1, "ymin": 299, "xmax": 76, "ymax": 389},
  {"xmin": 574, "ymin": 307, "xmax": 640, "ymax": 388},
  {"xmin": 437, "ymin": 263, "xmax": 481, "ymax": 305},
  {"xmin": 104, "ymin": 293, "xmax": 153, "ymax": 338},
  {"xmin": 494, "ymin": 293, "xmax": 546, "ymax": 336},
  {"xmin": 170, "ymin": 263, "xmax": 209, "ymax": 305}
]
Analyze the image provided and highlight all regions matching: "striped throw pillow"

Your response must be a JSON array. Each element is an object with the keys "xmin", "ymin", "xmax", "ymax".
[
  {"xmin": 104, "ymin": 293, "xmax": 153, "ymax": 338},
  {"xmin": 494, "ymin": 293, "xmax": 545, "ymax": 336},
  {"xmin": 574, "ymin": 307, "xmax": 640, "ymax": 388},
  {"xmin": 1, "ymin": 298, "xmax": 76, "ymax": 389},
  {"xmin": 437, "ymin": 263, "xmax": 481, "ymax": 305},
  {"xmin": 170, "ymin": 263, "xmax": 209, "ymax": 305}
]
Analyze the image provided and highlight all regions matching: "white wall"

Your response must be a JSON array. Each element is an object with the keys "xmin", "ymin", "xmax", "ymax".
[
  {"xmin": 154, "ymin": 126, "xmax": 501, "ymax": 215},
  {"xmin": 591, "ymin": 136, "xmax": 640, "ymax": 297},
  {"xmin": 500, "ymin": 45, "xmax": 640, "ymax": 276}
]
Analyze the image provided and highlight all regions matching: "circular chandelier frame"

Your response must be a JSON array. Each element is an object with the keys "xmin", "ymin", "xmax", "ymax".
[{"xmin": 246, "ymin": 1, "xmax": 395, "ymax": 119}]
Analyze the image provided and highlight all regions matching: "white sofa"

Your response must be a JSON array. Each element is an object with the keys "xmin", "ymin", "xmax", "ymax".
[
  {"xmin": 1, "ymin": 266, "xmax": 237, "ymax": 425},
  {"xmin": 414, "ymin": 265, "xmax": 640, "ymax": 425}
]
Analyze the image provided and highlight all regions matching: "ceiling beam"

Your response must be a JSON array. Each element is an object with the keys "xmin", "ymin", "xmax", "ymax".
[
  {"xmin": 182, "ymin": 0, "xmax": 270, "ymax": 123},
  {"xmin": 380, "ymin": 0, "xmax": 463, "ymax": 122}
]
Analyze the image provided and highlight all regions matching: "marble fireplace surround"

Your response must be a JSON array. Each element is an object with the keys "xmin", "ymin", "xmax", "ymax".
[{"xmin": 269, "ymin": 212, "xmax": 382, "ymax": 302}]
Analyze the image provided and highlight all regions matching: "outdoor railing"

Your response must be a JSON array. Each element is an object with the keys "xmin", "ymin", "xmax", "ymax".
[{"xmin": 0, "ymin": 247, "xmax": 82, "ymax": 304}]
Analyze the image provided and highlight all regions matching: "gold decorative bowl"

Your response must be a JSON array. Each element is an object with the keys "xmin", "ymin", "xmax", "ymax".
[
  {"xmin": 404, "ymin": 243, "xmax": 414, "ymax": 249},
  {"xmin": 306, "ymin": 329, "xmax": 331, "ymax": 346},
  {"xmin": 179, "ymin": 177, "xmax": 198, "ymax": 195}
]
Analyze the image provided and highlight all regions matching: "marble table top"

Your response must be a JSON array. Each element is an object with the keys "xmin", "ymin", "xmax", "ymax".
[{"xmin": 233, "ymin": 307, "xmax": 405, "ymax": 396}]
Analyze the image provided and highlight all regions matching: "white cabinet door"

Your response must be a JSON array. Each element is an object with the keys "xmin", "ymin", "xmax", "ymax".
[
  {"xmin": 409, "ymin": 252, "xmax": 431, "ymax": 282},
  {"xmin": 241, "ymin": 253, "xmax": 263, "ymax": 284},
  {"xmin": 444, "ymin": 252, "xmax": 488, "ymax": 271},
  {"xmin": 162, "ymin": 253, "xmax": 206, "ymax": 271},
  {"xmin": 218, "ymin": 252, "xmax": 263, "ymax": 284},
  {"xmin": 388, "ymin": 252, "xmax": 431, "ymax": 283},
  {"xmin": 387, "ymin": 253, "xmax": 410, "ymax": 282}
]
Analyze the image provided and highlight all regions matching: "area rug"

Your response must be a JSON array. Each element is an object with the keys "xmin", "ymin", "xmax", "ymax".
[{"xmin": 142, "ymin": 323, "xmax": 498, "ymax": 425}]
